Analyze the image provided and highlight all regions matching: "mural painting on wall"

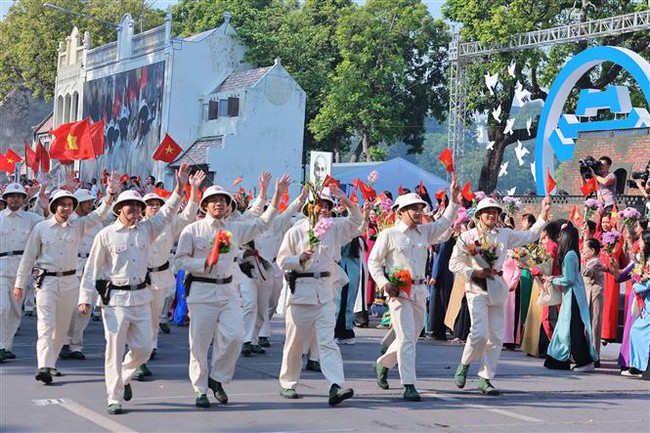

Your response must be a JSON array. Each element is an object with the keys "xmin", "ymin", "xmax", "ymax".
[{"xmin": 83, "ymin": 61, "xmax": 165, "ymax": 180}]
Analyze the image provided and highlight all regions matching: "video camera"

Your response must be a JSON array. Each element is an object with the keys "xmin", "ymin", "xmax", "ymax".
[
  {"xmin": 579, "ymin": 156, "xmax": 602, "ymax": 180},
  {"xmin": 627, "ymin": 161, "xmax": 650, "ymax": 189}
]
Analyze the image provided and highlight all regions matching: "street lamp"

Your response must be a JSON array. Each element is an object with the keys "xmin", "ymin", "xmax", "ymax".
[{"xmin": 42, "ymin": 2, "xmax": 119, "ymax": 29}]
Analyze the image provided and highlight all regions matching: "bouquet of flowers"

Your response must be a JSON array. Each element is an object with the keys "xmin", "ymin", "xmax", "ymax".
[
  {"xmin": 367, "ymin": 170, "xmax": 379, "ymax": 185},
  {"xmin": 631, "ymin": 258, "xmax": 650, "ymax": 284},
  {"xmin": 206, "ymin": 230, "xmax": 233, "ymax": 270},
  {"xmin": 304, "ymin": 181, "xmax": 327, "ymax": 249},
  {"xmin": 387, "ymin": 267, "xmax": 413, "ymax": 297},
  {"xmin": 584, "ymin": 198, "xmax": 603, "ymax": 219},
  {"xmin": 512, "ymin": 243, "xmax": 553, "ymax": 275},
  {"xmin": 462, "ymin": 234, "xmax": 502, "ymax": 269},
  {"xmin": 475, "ymin": 191, "xmax": 487, "ymax": 201},
  {"xmin": 601, "ymin": 230, "xmax": 621, "ymax": 254},
  {"xmin": 233, "ymin": 187, "xmax": 251, "ymax": 212},
  {"xmin": 373, "ymin": 194, "xmax": 395, "ymax": 232},
  {"xmin": 621, "ymin": 207, "xmax": 642, "ymax": 229},
  {"xmin": 502, "ymin": 196, "xmax": 522, "ymax": 216}
]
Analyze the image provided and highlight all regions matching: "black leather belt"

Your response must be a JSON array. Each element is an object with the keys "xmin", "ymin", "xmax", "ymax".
[
  {"xmin": 148, "ymin": 261, "xmax": 170, "ymax": 273},
  {"xmin": 0, "ymin": 250, "xmax": 24, "ymax": 258},
  {"xmin": 192, "ymin": 276, "xmax": 233, "ymax": 285},
  {"xmin": 295, "ymin": 271, "xmax": 331, "ymax": 279},
  {"xmin": 78, "ymin": 253, "xmax": 89, "ymax": 259},
  {"xmin": 43, "ymin": 269, "xmax": 76, "ymax": 277},
  {"xmin": 108, "ymin": 281, "xmax": 149, "ymax": 291}
]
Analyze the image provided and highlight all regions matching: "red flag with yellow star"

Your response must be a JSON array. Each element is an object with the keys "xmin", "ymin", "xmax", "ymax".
[
  {"xmin": 50, "ymin": 118, "xmax": 95, "ymax": 161},
  {"xmin": 4, "ymin": 148, "xmax": 22, "ymax": 172},
  {"xmin": 153, "ymin": 134, "xmax": 182, "ymax": 163}
]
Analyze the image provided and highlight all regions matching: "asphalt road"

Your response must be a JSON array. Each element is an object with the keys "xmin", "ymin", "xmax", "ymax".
[{"xmin": 1, "ymin": 312, "xmax": 648, "ymax": 433}]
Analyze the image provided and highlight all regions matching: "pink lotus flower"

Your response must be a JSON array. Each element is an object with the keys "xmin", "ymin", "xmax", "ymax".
[
  {"xmin": 313, "ymin": 218, "xmax": 333, "ymax": 239},
  {"xmin": 367, "ymin": 170, "xmax": 379, "ymax": 185}
]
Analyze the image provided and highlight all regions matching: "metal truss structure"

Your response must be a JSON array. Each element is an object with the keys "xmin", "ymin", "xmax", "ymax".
[{"xmin": 447, "ymin": 9, "xmax": 650, "ymax": 173}]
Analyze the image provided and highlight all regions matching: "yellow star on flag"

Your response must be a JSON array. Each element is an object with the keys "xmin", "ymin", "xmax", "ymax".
[
  {"xmin": 67, "ymin": 135, "xmax": 78, "ymax": 150},
  {"xmin": 165, "ymin": 144, "xmax": 174, "ymax": 154},
  {"xmin": 7, "ymin": 158, "xmax": 14, "ymax": 164}
]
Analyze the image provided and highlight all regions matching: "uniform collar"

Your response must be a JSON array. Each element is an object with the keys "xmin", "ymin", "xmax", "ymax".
[
  {"xmin": 4, "ymin": 208, "xmax": 25, "ymax": 217},
  {"xmin": 396, "ymin": 219, "xmax": 420, "ymax": 234},
  {"xmin": 46, "ymin": 215, "xmax": 71, "ymax": 227},
  {"xmin": 205, "ymin": 213, "xmax": 226, "ymax": 227},
  {"xmin": 114, "ymin": 219, "xmax": 140, "ymax": 231}
]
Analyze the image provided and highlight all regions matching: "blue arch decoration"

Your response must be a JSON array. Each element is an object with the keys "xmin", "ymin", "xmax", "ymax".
[{"xmin": 535, "ymin": 46, "xmax": 650, "ymax": 195}]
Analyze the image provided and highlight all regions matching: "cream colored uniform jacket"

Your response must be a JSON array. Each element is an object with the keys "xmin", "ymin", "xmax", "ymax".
[
  {"xmin": 146, "ymin": 199, "xmax": 198, "ymax": 295},
  {"xmin": 276, "ymin": 203, "xmax": 363, "ymax": 306},
  {"xmin": 448, "ymin": 216, "xmax": 547, "ymax": 305},
  {"xmin": 70, "ymin": 213, "xmax": 104, "ymax": 277},
  {"xmin": 79, "ymin": 192, "xmax": 182, "ymax": 307},
  {"xmin": 0, "ymin": 208, "xmax": 44, "ymax": 278},
  {"xmin": 15, "ymin": 201, "xmax": 111, "ymax": 290},
  {"xmin": 174, "ymin": 205, "xmax": 279, "ymax": 303},
  {"xmin": 368, "ymin": 202, "xmax": 459, "ymax": 301}
]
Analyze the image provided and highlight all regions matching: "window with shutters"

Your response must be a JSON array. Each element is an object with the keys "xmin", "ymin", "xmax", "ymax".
[
  {"xmin": 228, "ymin": 97, "xmax": 239, "ymax": 117},
  {"xmin": 208, "ymin": 100, "xmax": 218, "ymax": 120}
]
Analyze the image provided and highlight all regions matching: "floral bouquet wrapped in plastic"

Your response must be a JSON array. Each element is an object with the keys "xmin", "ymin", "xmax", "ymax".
[{"xmin": 388, "ymin": 267, "xmax": 413, "ymax": 298}]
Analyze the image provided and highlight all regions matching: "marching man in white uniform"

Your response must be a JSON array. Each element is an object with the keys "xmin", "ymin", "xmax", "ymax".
[
  {"xmin": 78, "ymin": 163, "xmax": 190, "ymax": 415},
  {"xmin": 449, "ymin": 195, "xmax": 551, "ymax": 395},
  {"xmin": 0, "ymin": 183, "xmax": 45, "ymax": 363},
  {"xmin": 14, "ymin": 174, "xmax": 121, "ymax": 384},
  {"xmin": 132, "ymin": 170, "xmax": 203, "ymax": 380},
  {"xmin": 175, "ymin": 173, "xmax": 290, "ymax": 408},
  {"xmin": 60, "ymin": 188, "xmax": 105, "ymax": 361},
  {"xmin": 276, "ymin": 185, "xmax": 362, "ymax": 406},
  {"xmin": 368, "ymin": 177, "xmax": 461, "ymax": 401}
]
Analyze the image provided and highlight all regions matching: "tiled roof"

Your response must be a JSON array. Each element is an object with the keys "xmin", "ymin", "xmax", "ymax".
[
  {"xmin": 33, "ymin": 112, "xmax": 54, "ymax": 135},
  {"xmin": 169, "ymin": 136, "xmax": 223, "ymax": 167},
  {"xmin": 213, "ymin": 67, "xmax": 272, "ymax": 93}
]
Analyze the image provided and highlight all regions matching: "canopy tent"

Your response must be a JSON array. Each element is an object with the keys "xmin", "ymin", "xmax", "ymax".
[{"xmin": 332, "ymin": 157, "xmax": 449, "ymax": 199}]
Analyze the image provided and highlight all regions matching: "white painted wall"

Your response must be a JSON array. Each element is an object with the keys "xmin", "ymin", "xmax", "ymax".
[{"xmin": 206, "ymin": 65, "xmax": 306, "ymax": 195}]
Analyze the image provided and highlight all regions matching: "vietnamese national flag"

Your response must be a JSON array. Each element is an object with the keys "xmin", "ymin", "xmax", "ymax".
[
  {"xmin": 0, "ymin": 151, "xmax": 8, "ymax": 172},
  {"xmin": 569, "ymin": 205, "xmax": 582, "ymax": 227},
  {"xmin": 398, "ymin": 183, "xmax": 405, "ymax": 195},
  {"xmin": 435, "ymin": 189, "xmax": 446, "ymax": 201},
  {"xmin": 461, "ymin": 181, "xmax": 475, "ymax": 201},
  {"xmin": 36, "ymin": 141, "xmax": 50, "ymax": 172},
  {"xmin": 50, "ymin": 118, "xmax": 95, "ymax": 161},
  {"xmin": 89, "ymin": 120, "xmax": 105, "ymax": 156},
  {"xmin": 153, "ymin": 187, "xmax": 173, "ymax": 199},
  {"xmin": 232, "ymin": 176, "xmax": 243, "ymax": 187},
  {"xmin": 25, "ymin": 142, "xmax": 38, "ymax": 173},
  {"xmin": 349, "ymin": 190, "xmax": 359, "ymax": 204},
  {"xmin": 206, "ymin": 229, "xmax": 223, "ymax": 267},
  {"xmin": 152, "ymin": 134, "xmax": 183, "ymax": 163},
  {"xmin": 580, "ymin": 176, "xmax": 598, "ymax": 197},
  {"xmin": 353, "ymin": 178, "xmax": 376, "ymax": 201},
  {"xmin": 4, "ymin": 148, "xmax": 22, "ymax": 172},
  {"xmin": 322, "ymin": 175, "xmax": 340, "ymax": 188},
  {"xmin": 438, "ymin": 148, "xmax": 454, "ymax": 173},
  {"xmin": 610, "ymin": 202, "xmax": 619, "ymax": 225},
  {"xmin": 545, "ymin": 168, "xmax": 557, "ymax": 195},
  {"xmin": 278, "ymin": 189, "xmax": 290, "ymax": 213},
  {"xmin": 417, "ymin": 181, "xmax": 426, "ymax": 196}
]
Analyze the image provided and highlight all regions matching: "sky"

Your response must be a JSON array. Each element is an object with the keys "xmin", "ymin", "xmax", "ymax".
[{"xmin": 0, "ymin": 0, "xmax": 444, "ymax": 21}]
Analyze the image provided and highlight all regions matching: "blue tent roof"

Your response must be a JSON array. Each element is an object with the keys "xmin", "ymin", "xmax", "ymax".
[{"xmin": 332, "ymin": 157, "xmax": 449, "ymax": 198}]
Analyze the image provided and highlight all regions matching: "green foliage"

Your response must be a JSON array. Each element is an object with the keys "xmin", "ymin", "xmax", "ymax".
[
  {"xmin": 310, "ymin": 0, "xmax": 449, "ymax": 160},
  {"xmin": 0, "ymin": 0, "xmax": 164, "ymax": 100}
]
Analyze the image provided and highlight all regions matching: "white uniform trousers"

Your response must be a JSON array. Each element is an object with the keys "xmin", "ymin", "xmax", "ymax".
[
  {"xmin": 188, "ymin": 300, "xmax": 244, "ymax": 395},
  {"xmin": 65, "ymin": 289, "xmax": 97, "ymax": 352},
  {"xmin": 377, "ymin": 295, "xmax": 426, "ymax": 385},
  {"xmin": 279, "ymin": 301, "xmax": 345, "ymax": 389},
  {"xmin": 150, "ymin": 286, "xmax": 168, "ymax": 349},
  {"xmin": 240, "ymin": 278, "xmax": 261, "ymax": 343},
  {"xmin": 35, "ymin": 277, "xmax": 78, "ymax": 369},
  {"xmin": 23, "ymin": 276, "xmax": 36, "ymax": 313},
  {"xmin": 258, "ymin": 272, "xmax": 283, "ymax": 338},
  {"xmin": 302, "ymin": 327, "xmax": 319, "ymax": 360},
  {"xmin": 0, "ymin": 276, "xmax": 21, "ymax": 351},
  {"xmin": 460, "ymin": 293, "xmax": 505, "ymax": 380},
  {"xmin": 102, "ymin": 304, "xmax": 153, "ymax": 405}
]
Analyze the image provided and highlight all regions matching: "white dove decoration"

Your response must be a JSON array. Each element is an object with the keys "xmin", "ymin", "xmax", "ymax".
[
  {"xmin": 514, "ymin": 140, "xmax": 530, "ymax": 166},
  {"xmin": 498, "ymin": 161, "xmax": 509, "ymax": 178},
  {"xmin": 530, "ymin": 161, "xmax": 536, "ymax": 183},
  {"xmin": 506, "ymin": 187, "xmax": 517, "ymax": 196},
  {"xmin": 526, "ymin": 117, "xmax": 533, "ymax": 136},
  {"xmin": 484, "ymin": 72, "xmax": 499, "ymax": 96},
  {"xmin": 503, "ymin": 117, "xmax": 516, "ymax": 135},
  {"xmin": 507, "ymin": 60, "xmax": 516, "ymax": 78},
  {"xmin": 514, "ymin": 81, "xmax": 532, "ymax": 105},
  {"xmin": 486, "ymin": 141, "xmax": 495, "ymax": 151},
  {"xmin": 492, "ymin": 105, "xmax": 502, "ymax": 122}
]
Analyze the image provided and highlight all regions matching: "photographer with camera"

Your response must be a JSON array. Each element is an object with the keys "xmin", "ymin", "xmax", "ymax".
[
  {"xmin": 632, "ymin": 176, "xmax": 650, "ymax": 218},
  {"xmin": 580, "ymin": 156, "xmax": 617, "ymax": 213}
]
